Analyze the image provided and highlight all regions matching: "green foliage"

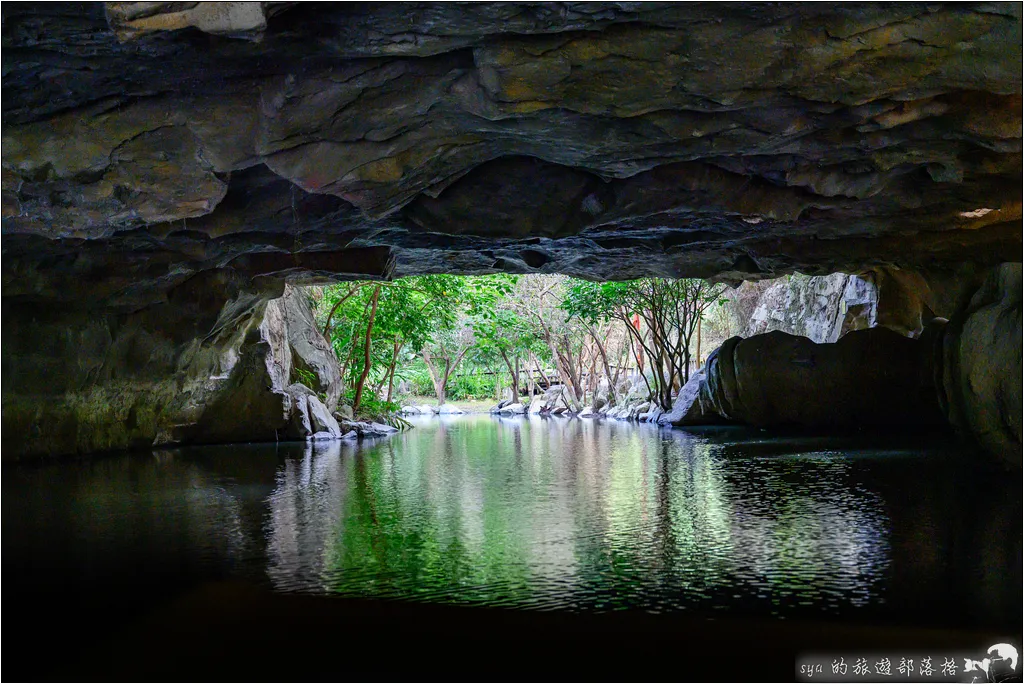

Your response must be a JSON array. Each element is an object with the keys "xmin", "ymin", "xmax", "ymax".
[
  {"xmin": 342, "ymin": 389, "xmax": 410, "ymax": 429},
  {"xmin": 314, "ymin": 273, "xmax": 728, "ymax": 410},
  {"xmin": 315, "ymin": 274, "xmax": 519, "ymax": 405},
  {"xmin": 294, "ymin": 367, "xmax": 318, "ymax": 389},
  {"xmin": 560, "ymin": 279, "xmax": 626, "ymax": 324},
  {"xmin": 447, "ymin": 367, "xmax": 501, "ymax": 401},
  {"xmin": 562, "ymin": 278, "xmax": 729, "ymax": 324}
]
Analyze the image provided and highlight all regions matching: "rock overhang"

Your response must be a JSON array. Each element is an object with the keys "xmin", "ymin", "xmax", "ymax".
[{"xmin": 1, "ymin": 1, "xmax": 1021, "ymax": 313}]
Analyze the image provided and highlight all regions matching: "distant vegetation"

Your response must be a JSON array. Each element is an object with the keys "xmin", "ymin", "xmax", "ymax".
[{"xmin": 309, "ymin": 274, "xmax": 729, "ymax": 413}]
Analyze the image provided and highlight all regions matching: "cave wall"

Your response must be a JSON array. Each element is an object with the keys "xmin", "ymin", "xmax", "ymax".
[
  {"xmin": 664, "ymin": 263, "xmax": 1022, "ymax": 466},
  {"xmin": 935, "ymin": 262, "xmax": 1022, "ymax": 465},
  {"xmin": 1, "ymin": 278, "xmax": 342, "ymax": 460},
  {"xmin": 735, "ymin": 264, "xmax": 991, "ymax": 344}
]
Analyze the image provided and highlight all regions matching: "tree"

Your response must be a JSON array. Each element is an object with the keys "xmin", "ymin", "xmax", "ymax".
[
  {"xmin": 316, "ymin": 274, "xmax": 517, "ymax": 409},
  {"xmin": 351, "ymin": 284, "xmax": 381, "ymax": 412},
  {"xmin": 316, "ymin": 276, "xmax": 465, "ymax": 410},
  {"xmin": 563, "ymin": 278, "xmax": 728, "ymax": 410},
  {"xmin": 472, "ymin": 304, "xmax": 543, "ymax": 402},
  {"xmin": 420, "ymin": 324, "xmax": 476, "ymax": 406},
  {"xmin": 419, "ymin": 275, "xmax": 516, "ymax": 405}
]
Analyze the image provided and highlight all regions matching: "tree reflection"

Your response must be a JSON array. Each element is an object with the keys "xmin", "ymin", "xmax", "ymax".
[{"xmin": 262, "ymin": 417, "xmax": 902, "ymax": 617}]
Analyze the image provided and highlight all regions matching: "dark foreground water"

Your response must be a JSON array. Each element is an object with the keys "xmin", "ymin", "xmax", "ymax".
[{"xmin": 3, "ymin": 415, "xmax": 1021, "ymax": 631}]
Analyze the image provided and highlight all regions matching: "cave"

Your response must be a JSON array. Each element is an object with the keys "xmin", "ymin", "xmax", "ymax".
[{"xmin": 1, "ymin": 3, "xmax": 1021, "ymax": 682}]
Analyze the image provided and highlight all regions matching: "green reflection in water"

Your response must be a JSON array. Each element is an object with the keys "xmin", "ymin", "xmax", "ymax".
[{"xmin": 290, "ymin": 416, "xmax": 889, "ymax": 615}]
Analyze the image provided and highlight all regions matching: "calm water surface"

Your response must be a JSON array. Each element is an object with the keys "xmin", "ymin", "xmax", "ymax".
[{"xmin": 4, "ymin": 415, "xmax": 1020, "ymax": 628}]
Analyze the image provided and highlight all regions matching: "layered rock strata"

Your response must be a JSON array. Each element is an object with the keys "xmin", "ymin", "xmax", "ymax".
[{"xmin": 2, "ymin": 3, "xmax": 1020, "ymax": 303}]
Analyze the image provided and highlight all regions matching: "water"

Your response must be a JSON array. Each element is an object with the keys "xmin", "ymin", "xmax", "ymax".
[{"xmin": 3, "ymin": 415, "xmax": 1020, "ymax": 630}]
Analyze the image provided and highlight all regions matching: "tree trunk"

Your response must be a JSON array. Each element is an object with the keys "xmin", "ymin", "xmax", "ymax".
[
  {"xmin": 499, "ymin": 349, "xmax": 519, "ymax": 400},
  {"xmin": 352, "ymin": 284, "xmax": 381, "ymax": 413},
  {"xmin": 696, "ymin": 316, "xmax": 702, "ymax": 372},
  {"xmin": 421, "ymin": 350, "xmax": 445, "ymax": 405},
  {"xmin": 561, "ymin": 333, "xmax": 584, "ymax": 404},
  {"xmin": 587, "ymin": 324, "xmax": 616, "ymax": 406},
  {"xmin": 530, "ymin": 352, "xmax": 551, "ymax": 390},
  {"xmin": 514, "ymin": 355, "xmax": 521, "ymax": 400},
  {"xmin": 385, "ymin": 336, "xmax": 401, "ymax": 402}
]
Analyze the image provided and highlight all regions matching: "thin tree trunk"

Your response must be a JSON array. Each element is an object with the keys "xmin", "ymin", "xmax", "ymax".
[
  {"xmin": 499, "ymin": 349, "xmax": 519, "ymax": 400},
  {"xmin": 587, "ymin": 324, "xmax": 616, "ymax": 406},
  {"xmin": 514, "ymin": 354, "xmax": 521, "ymax": 401},
  {"xmin": 385, "ymin": 336, "xmax": 401, "ymax": 402},
  {"xmin": 531, "ymin": 352, "xmax": 551, "ymax": 389},
  {"xmin": 696, "ymin": 316, "xmax": 702, "ymax": 372},
  {"xmin": 532, "ymin": 312, "xmax": 581, "ymax": 411},
  {"xmin": 352, "ymin": 285, "xmax": 380, "ymax": 413},
  {"xmin": 561, "ymin": 333, "xmax": 584, "ymax": 404},
  {"xmin": 421, "ymin": 350, "xmax": 445, "ymax": 405}
]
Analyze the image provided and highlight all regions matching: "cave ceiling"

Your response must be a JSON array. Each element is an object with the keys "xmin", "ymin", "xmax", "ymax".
[{"xmin": 1, "ymin": 2, "xmax": 1021, "ymax": 312}]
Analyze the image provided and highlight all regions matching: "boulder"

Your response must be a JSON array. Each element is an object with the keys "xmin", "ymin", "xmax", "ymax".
[
  {"xmin": 338, "ymin": 419, "xmax": 399, "ymax": 438},
  {"xmin": 286, "ymin": 392, "xmax": 313, "ymax": 439},
  {"xmin": 658, "ymin": 369, "xmax": 725, "ymax": 426},
  {"xmin": 937, "ymin": 263, "xmax": 1022, "ymax": 466},
  {"xmin": 640, "ymin": 406, "xmax": 665, "ymax": 423},
  {"xmin": 307, "ymin": 394, "xmax": 342, "ymax": 437},
  {"xmin": 528, "ymin": 397, "xmax": 545, "ymax": 414},
  {"xmin": 436, "ymin": 404, "xmax": 464, "ymax": 414},
  {"xmin": 577, "ymin": 406, "xmax": 595, "ymax": 418},
  {"xmin": 269, "ymin": 285, "xmax": 344, "ymax": 411},
  {"xmin": 368, "ymin": 422, "xmax": 400, "ymax": 435},
  {"xmin": 678, "ymin": 328, "xmax": 946, "ymax": 430},
  {"xmin": 333, "ymin": 404, "xmax": 354, "ymax": 421},
  {"xmin": 541, "ymin": 384, "xmax": 565, "ymax": 410}
]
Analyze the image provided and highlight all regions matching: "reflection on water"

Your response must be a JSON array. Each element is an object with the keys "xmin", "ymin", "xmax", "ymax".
[{"xmin": 3, "ymin": 416, "xmax": 1020, "ymax": 627}]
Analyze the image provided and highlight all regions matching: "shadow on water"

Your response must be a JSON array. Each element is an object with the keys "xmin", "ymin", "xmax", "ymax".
[{"xmin": 3, "ymin": 415, "xmax": 1020, "ymax": 681}]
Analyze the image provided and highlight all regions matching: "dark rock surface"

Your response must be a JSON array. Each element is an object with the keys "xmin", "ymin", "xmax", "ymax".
[
  {"xmin": 690, "ymin": 327, "xmax": 948, "ymax": 430},
  {"xmin": 936, "ymin": 262, "xmax": 1022, "ymax": 465},
  {"xmin": 2, "ymin": 279, "xmax": 343, "ymax": 458},
  {"xmin": 2, "ymin": 2, "xmax": 1020, "ymax": 309}
]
